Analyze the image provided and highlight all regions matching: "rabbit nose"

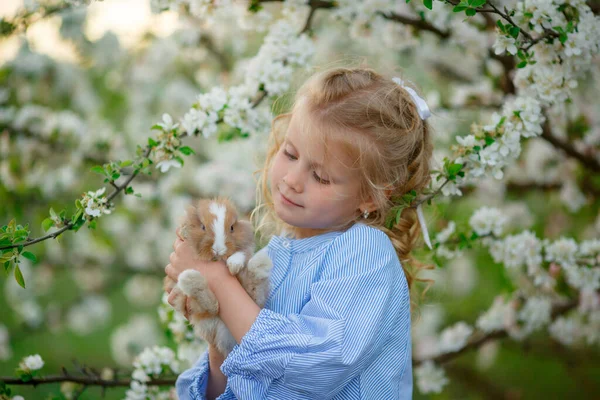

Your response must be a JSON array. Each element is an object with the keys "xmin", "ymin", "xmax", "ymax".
[{"xmin": 212, "ymin": 246, "xmax": 226, "ymax": 257}]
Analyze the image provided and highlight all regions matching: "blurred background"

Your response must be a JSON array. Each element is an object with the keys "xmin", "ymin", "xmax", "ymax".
[{"xmin": 1, "ymin": 0, "xmax": 599, "ymax": 399}]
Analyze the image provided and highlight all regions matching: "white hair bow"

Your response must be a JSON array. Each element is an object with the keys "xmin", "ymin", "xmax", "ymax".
[
  {"xmin": 392, "ymin": 77, "xmax": 432, "ymax": 120},
  {"xmin": 392, "ymin": 76, "xmax": 433, "ymax": 250}
]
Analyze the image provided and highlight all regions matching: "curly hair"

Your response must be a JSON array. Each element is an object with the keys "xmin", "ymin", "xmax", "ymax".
[{"xmin": 251, "ymin": 65, "xmax": 435, "ymax": 309}]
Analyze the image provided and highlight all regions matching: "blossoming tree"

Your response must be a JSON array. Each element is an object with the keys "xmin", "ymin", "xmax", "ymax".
[{"xmin": 0, "ymin": 0, "xmax": 599, "ymax": 398}]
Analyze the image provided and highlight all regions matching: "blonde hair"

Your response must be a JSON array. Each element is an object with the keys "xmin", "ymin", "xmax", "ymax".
[{"xmin": 251, "ymin": 66, "xmax": 435, "ymax": 307}]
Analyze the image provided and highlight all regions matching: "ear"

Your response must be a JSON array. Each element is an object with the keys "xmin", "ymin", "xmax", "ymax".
[{"xmin": 358, "ymin": 187, "xmax": 393, "ymax": 213}]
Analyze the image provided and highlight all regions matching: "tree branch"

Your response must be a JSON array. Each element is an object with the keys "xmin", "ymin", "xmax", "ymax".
[
  {"xmin": 414, "ymin": 298, "xmax": 578, "ymax": 366},
  {"xmin": 540, "ymin": 117, "xmax": 600, "ymax": 173}
]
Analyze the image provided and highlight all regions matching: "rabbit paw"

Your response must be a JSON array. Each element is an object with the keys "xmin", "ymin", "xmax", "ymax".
[
  {"xmin": 247, "ymin": 248, "xmax": 273, "ymax": 279},
  {"xmin": 226, "ymin": 251, "xmax": 246, "ymax": 275},
  {"xmin": 179, "ymin": 269, "xmax": 208, "ymax": 297}
]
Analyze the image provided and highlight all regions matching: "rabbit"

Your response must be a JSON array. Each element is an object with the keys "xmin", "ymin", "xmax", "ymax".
[{"xmin": 163, "ymin": 196, "xmax": 273, "ymax": 356}]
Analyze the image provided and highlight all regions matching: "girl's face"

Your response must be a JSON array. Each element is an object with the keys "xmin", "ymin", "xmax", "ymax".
[{"xmin": 269, "ymin": 106, "xmax": 371, "ymax": 239}]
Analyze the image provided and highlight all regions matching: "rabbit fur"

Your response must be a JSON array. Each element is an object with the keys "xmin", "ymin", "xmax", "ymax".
[{"xmin": 164, "ymin": 196, "xmax": 272, "ymax": 356}]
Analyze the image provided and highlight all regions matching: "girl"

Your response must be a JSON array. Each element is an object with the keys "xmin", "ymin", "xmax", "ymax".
[{"xmin": 165, "ymin": 66, "xmax": 434, "ymax": 399}]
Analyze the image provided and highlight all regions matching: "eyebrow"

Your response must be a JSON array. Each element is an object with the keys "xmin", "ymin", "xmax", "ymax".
[{"xmin": 284, "ymin": 138, "xmax": 324, "ymax": 170}]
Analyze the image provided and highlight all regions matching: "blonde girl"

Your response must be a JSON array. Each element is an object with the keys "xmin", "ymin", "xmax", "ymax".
[{"xmin": 165, "ymin": 65, "xmax": 434, "ymax": 400}]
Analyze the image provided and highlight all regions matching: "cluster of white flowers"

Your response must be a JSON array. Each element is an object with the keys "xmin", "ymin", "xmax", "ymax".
[
  {"xmin": 548, "ymin": 315, "xmax": 581, "ymax": 346},
  {"xmin": 19, "ymin": 354, "xmax": 44, "ymax": 373},
  {"xmin": 9, "ymin": 105, "xmax": 86, "ymax": 139},
  {"xmin": 488, "ymin": 230, "xmax": 542, "ymax": 270},
  {"xmin": 512, "ymin": 2, "xmax": 600, "ymax": 105},
  {"xmin": 415, "ymin": 360, "xmax": 449, "ymax": 394},
  {"xmin": 437, "ymin": 321, "xmax": 473, "ymax": 353},
  {"xmin": 81, "ymin": 187, "xmax": 111, "ymax": 218},
  {"xmin": 445, "ymin": 96, "xmax": 545, "ymax": 197},
  {"xmin": 515, "ymin": 296, "xmax": 552, "ymax": 339},
  {"xmin": 176, "ymin": 8, "xmax": 314, "ymax": 146},
  {"xmin": 66, "ymin": 295, "xmax": 111, "ymax": 335},
  {"xmin": 125, "ymin": 346, "xmax": 180, "ymax": 400},
  {"xmin": 476, "ymin": 296, "xmax": 515, "ymax": 333},
  {"xmin": 469, "ymin": 206, "xmax": 508, "ymax": 237},
  {"xmin": 544, "ymin": 237, "xmax": 578, "ymax": 265},
  {"xmin": 243, "ymin": 17, "xmax": 315, "ymax": 96}
]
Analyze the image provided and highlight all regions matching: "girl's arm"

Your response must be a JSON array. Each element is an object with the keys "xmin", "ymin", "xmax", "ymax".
[
  {"xmin": 206, "ymin": 344, "xmax": 227, "ymax": 400},
  {"xmin": 208, "ymin": 270, "xmax": 261, "ymax": 343}
]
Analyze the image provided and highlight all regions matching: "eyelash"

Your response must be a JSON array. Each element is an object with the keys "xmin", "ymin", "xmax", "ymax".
[{"xmin": 283, "ymin": 150, "xmax": 330, "ymax": 185}]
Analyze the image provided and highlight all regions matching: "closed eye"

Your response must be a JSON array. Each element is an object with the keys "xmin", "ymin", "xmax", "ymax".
[{"xmin": 283, "ymin": 150, "xmax": 330, "ymax": 185}]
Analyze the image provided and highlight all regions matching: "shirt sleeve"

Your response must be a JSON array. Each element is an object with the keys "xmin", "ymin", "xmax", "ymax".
[
  {"xmin": 176, "ymin": 349, "xmax": 210, "ymax": 400},
  {"xmin": 220, "ymin": 226, "xmax": 410, "ymax": 399}
]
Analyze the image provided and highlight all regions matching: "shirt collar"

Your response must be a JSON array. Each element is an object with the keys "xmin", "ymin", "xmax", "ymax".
[{"xmin": 268, "ymin": 223, "xmax": 363, "ymax": 254}]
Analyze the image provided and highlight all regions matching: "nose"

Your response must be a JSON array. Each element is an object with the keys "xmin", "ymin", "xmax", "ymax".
[
  {"xmin": 283, "ymin": 168, "xmax": 302, "ymax": 193},
  {"xmin": 283, "ymin": 163, "xmax": 304, "ymax": 193}
]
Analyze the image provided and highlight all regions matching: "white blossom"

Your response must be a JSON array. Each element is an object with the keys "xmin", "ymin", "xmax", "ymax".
[
  {"xmin": 476, "ymin": 296, "xmax": 513, "ymax": 333},
  {"xmin": 518, "ymin": 296, "xmax": 552, "ymax": 336},
  {"xmin": 549, "ymin": 316, "xmax": 581, "ymax": 346},
  {"xmin": 415, "ymin": 361, "xmax": 449, "ymax": 394},
  {"xmin": 156, "ymin": 159, "xmax": 182, "ymax": 173},
  {"xmin": 469, "ymin": 206, "xmax": 508, "ymax": 237},
  {"xmin": 19, "ymin": 354, "xmax": 44, "ymax": 372},
  {"xmin": 493, "ymin": 34, "xmax": 518, "ymax": 55},
  {"xmin": 438, "ymin": 321, "xmax": 473, "ymax": 353},
  {"xmin": 545, "ymin": 237, "xmax": 578, "ymax": 265}
]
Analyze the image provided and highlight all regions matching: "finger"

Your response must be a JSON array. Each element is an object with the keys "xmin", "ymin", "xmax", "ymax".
[
  {"xmin": 165, "ymin": 263, "xmax": 177, "ymax": 282},
  {"xmin": 167, "ymin": 291, "xmax": 176, "ymax": 307}
]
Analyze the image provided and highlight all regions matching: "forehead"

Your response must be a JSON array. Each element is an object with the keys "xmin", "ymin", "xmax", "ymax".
[{"xmin": 286, "ymin": 102, "xmax": 359, "ymax": 176}]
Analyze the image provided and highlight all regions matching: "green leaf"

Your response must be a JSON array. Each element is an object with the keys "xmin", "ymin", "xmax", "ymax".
[
  {"xmin": 517, "ymin": 61, "xmax": 528, "ymax": 68},
  {"xmin": 423, "ymin": 0, "xmax": 433, "ymax": 10},
  {"xmin": 125, "ymin": 186, "xmax": 134, "ymax": 195},
  {"xmin": 91, "ymin": 166, "xmax": 105, "ymax": 175},
  {"xmin": 496, "ymin": 19, "xmax": 505, "ymax": 32},
  {"xmin": 453, "ymin": 5, "xmax": 468, "ymax": 12},
  {"xmin": 21, "ymin": 251, "xmax": 37, "ymax": 262},
  {"xmin": 465, "ymin": 7, "xmax": 477, "ymax": 16},
  {"xmin": 484, "ymin": 136, "xmax": 496, "ymax": 146},
  {"xmin": 508, "ymin": 26, "xmax": 520, "ymax": 39},
  {"xmin": 559, "ymin": 32, "xmax": 568, "ymax": 44},
  {"xmin": 120, "ymin": 160, "xmax": 133, "ymax": 168},
  {"xmin": 42, "ymin": 218, "xmax": 54, "ymax": 232},
  {"xmin": 88, "ymin": 220, "xmax": 97, "ymax": 230},
  {"xmin": 179, "ymin": 146, "xmax": 195, "ymax": 155},
  {"xmin": 14, "ymin": 264, "xmax": 25, "ymax": 288},
  {"xmin": 470, "ymin": 0, "xmax": 486, "ymax": 7},
  {"xmin": 447, "ymin": 163, "xmax": 463, "ymax": 176},
  {"xmin": 150, "ymin": 125, "xmax": 162, "ymax": 132},
  {"xmin": 148, "ymin": 137, "xmax": 159, "ymax": 146}
]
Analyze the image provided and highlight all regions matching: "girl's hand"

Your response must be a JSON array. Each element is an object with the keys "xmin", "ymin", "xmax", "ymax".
[{"xmin": 164, "ymin": 227, "xmax": 230, "ymax": 291}]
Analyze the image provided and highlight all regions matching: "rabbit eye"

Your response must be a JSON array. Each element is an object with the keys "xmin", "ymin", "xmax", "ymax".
[
  {"xmin": 201, "ymin": 223, "xmax": 205, "ymax": 231},
  {"xmin": 230, "ymin": 224, "xmax": 234, "ymax": 232}
]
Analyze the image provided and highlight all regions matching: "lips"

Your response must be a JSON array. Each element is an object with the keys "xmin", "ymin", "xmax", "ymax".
[{"xmin": 280, "ymin": 191, "xmax": 302, "ymax": 207}]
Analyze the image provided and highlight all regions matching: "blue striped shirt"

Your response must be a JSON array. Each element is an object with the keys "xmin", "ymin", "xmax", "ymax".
[{"xmin": 176, "ymin": 222, "xmax": 412, "ymax": 399}]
